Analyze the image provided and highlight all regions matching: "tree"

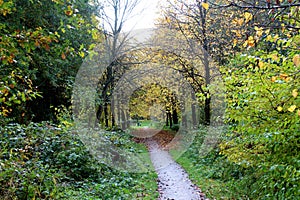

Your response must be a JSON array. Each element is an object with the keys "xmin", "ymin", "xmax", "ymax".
[
  {"xmin": 0, "ymin": 0, "xmax": 100, "ymax": 123},
  {"xmin": 153, "ymin": 0, "xmax": 238, "ymax": 125},
  {"xmin": 220, "ymin": 4, "xmax": 300, "ymax": 198},
  {"xmin": 95, "ymin": 0, "xmax": 142, "ymax": 127},
  {"xmin": 129, "ymin": 84, "xmax": 180, "ymax": 127}
]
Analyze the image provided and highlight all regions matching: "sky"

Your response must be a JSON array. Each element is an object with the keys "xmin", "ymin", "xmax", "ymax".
[{"xmin": 122, "ymin": 0, "xmax": 162, "ymax": 31}]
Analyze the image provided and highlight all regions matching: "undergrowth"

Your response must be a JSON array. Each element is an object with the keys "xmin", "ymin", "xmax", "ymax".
[
  {"xmin": 172, "ymin": 126, "xmax": 251, "ymax": 200},
  {"xmin": 0, "ymin": 122, "xmax": 158, "ymax": 199},
  {"xmin": 174, "ymin": 125, "xmax": 299, "ymax": 199}
]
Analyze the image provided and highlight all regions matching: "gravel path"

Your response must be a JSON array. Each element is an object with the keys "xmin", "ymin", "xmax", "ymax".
[{"xmin": 145, "ymin": 138, "xmax": 207, "ymax": 200}]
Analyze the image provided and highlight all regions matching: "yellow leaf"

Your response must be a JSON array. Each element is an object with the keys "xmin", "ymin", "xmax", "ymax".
[
  {"xmin": 65, "ymin": 5, "xmax": 73, "ymax": 16},
  {"xmin": 258, "ymin": 61, "xmax": 264, "ymax": 68},
  {"xmin": 92, "ymin": 31, "xmax": 98, "ymax": 40},
  {"xmin": 244, "ymin": 12, "xmax": 253, "ymax": 22},
  {"xmin": 277, "ymin": 106, "xmax": 283, "ymax": 112},
  {"xmin": 55, "ymin": 31, "xmax": 60, "ymax": 38},
  {"xmin": 79, "ymin": 51, "xmax": 85, "ymax": 58},
  {"xmin": 298, "ymin": 110, "xmax": 300, "ymax": 116},
  {"xmin": 237, "ymin": 18, "xmax": 244, "ymax": 26},
  {"xmin": 271, "ymin": 54, "xmax": 279, "ymax": 61},
  {"xmin": 271, "ymin": 76, "xmax": 277, "ymax": 82},
  {"xmin": 254, "ymin": 26, "xmax": 260, "ymax": 31},
  {"xmin": 266, "ymin": 35, "xmax": 272, "ymax": 42},
  {"xmin": 280, "ymin": 73, "xmax": 288, "ymax": 80},
  {"xmin": 61, "ymin": 53, "xmax": 66, "ymax": 60},
  {"xmin": 233, "ymin": 39, "xmax": 237, "ymax": 47},
  {"xmin": 265, "ymin": 29, "xmax": 270, "ymax": 35},
  {"xmin": 231, "ymin": 30, "xmax": 242, "ymax": 38},
  {"xmin": 281, "ymin": 23, "xmax": 285, "ymax": 32},
  {"xmin": 293, "ymin": 54, "xmax": 300, "ymax": 67},
  {"xmin": 245, "ymin": 36, "xmax": 255, "ymax": 47},
  {"xmin": 255, "ymin": 27, "xmax": 263, "ymax": 37},
  {"xmin": 288, "ymin": 105, "xmax": 296, "ymax": 112},
  {"xmin": 202, "ymin": 2, "xmax": 209, "ymax": 10},
  {"xmin": 292, "ymin": 89, "xmax": 298, "ymax": 98},
  {"xmin": 65, "ymin": 10, "xmax": 73, "ymax": 16},
  {"xmin": 285, "ymin": 77, "xmax": 291, "ymax": 82},
  {"xmin": 165, "ymin": 16, "xmax": 171, "ymax": 24}
]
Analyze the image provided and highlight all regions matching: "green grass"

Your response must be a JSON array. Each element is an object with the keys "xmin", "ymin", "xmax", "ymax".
[
  {"xmin": 175, "ymin": 155, "xmax": 235, "ymax": 200},
  {"xmin": 170, "ymin": 127, "xmax": 249, "ymax": 200},
  {"xmin": 130, "ymin": 120, "xmax": 179, "ymax": 132},
  {"xmin": 60, "ymin": 131, "xmax": 159, "ymax": 200},
  {"xmin": 60, "ymin": 171, "xmax": 158, "ymax": 200},
  {"xmin": 131, "ymin": 120, "xmax": 164, "ymax": 129}
]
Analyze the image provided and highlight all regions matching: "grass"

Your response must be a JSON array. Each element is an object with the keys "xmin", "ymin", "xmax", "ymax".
[
  {"xmin": 130, "ymin": 120, "xmax": 164, "ymax": 129},
  {"xmin": 60, "ymin": 171, "xmax": 158, "ymax": 200},
  {"xmin": 175, "ymin": 155, "xmax": 234, "ymax": 200},
  {"xmin": 169, "ymin": 127, "xmax": 247, "ymax": 200},
  {"xmin": 60, "ymin": 131, "xmax": 159, "ymax": 200}
]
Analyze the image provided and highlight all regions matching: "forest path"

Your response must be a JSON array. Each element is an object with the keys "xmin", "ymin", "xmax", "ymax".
[{"xmin": 133, "ymin": 128, "xmax": 207, "ymax": 200}]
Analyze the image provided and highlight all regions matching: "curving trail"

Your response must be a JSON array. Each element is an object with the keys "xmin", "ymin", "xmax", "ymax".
[{"xmin": 134, "ymin": 128, "xmax": 208, "ymax": 200}]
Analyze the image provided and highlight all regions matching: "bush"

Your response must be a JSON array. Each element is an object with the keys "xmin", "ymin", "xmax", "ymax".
[
  {"xmin": 0, "ymin": 122, "xmax": 99, "ymax": 199},
  {"xmin": 221, "ymin": 32, "xmax": 300, "ymax": 199},
  {"xmin": 0, "ymin": 123, "xmax": 60, "ymax": 199},
  {"xmin": 0, "ymin": 122, "xmax": 158, "ymax": 199}
]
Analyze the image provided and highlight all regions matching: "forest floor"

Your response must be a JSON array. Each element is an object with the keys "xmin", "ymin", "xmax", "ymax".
[{"xmin": 133, "ymin": 128, "xmax": 208, "ymax": 200}]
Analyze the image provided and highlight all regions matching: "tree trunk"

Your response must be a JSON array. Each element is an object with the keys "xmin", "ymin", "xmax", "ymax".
[
  {"xmin": 197, "ymin": 0, "xmax": 211, "ymax": 125},
  {"xmin": 166, "ymin": 111, "xmax": 169, "ymax": 126},
  {"xmin": 112, "ymin": 113, "xmax": 115, "ymax": 127},
  {"xmin": 204, "ymin": 96, "xmax": 211, "ymax": 125},
  {"xmin": 126, "ymin": 111, "xmax": 130, "ymax": 128},
  {"xmin": 191, "ymin": 92, "xmax": 197, "ymax": 127},
  {"xmin": 117, "ymin": 94, "xmax": 121, "ymax": 127},
  {"xmin": 121, "ymin": 109, "xmax": 126, "ymax": 130},
  {"xmin": 104, "ymin": 102, "xmax": 109, "ymax": 127},
  {"xmin": 111, "ymin": 97, "xmax": 115, "ymax": 127},
  {"xmin": 172, "ymin": 108, "xmax": 178, "ymax": 124},
  {"xmin": 169, "ymin": 112, "xmax": 173, "ymax": 127}
]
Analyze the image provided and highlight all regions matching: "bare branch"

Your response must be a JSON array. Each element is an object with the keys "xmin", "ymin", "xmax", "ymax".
[{"xmin": 210, "ymin": 1, "xmax": 300, "ymax": 10}]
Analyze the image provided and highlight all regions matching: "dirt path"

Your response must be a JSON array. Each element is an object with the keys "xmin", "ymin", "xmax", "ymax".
[{"xmin": 145, "ymin": 138, "xmax": 207, "ymax": 200}]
